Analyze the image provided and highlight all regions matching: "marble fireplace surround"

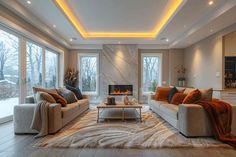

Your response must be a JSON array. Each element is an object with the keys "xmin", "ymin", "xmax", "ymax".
[
  {"xmin": 101, "ymin": 45, "xmax": 139, "ymax": 101},
  {"xmin": 69, "ymin": 45, "xmax": 184, "ymax": 103}
]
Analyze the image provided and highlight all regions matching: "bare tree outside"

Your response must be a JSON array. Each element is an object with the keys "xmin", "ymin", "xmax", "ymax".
[
  {"xmin": 80, "ymin": 56, "xmax": 97, "ymax": 92},
  {"xmin": 45, "ymin": 50, "xmax": 58, "ymax": 88},
  {"xmin": 26, "ymin": 42, "xmax": 42, "ymax": 96},
  {"xmin": 0, "ymin": 29, "xmax": 19, "ymax": 118},
  {"xmin": 143, "ymin": 56, "xmax": 160, "ymax": 92}
]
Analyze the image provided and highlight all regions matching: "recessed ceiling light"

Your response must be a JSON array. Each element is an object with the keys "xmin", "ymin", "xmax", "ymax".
[
  {"xmin": 208, "ymin": 1, "xmax": 214, "ymax": 5},
  {"xmin": 70, "ymin": 38, "xmax": 73, "ymax": 42},
  {"xmin": 53, "ymin": 24, "xmax": 56, "ymax": 28},
  {"xmin": 160, "ymin": 37, "xmax": 169, "ymax": 42},
  {"xmin": 118, "ymin": 41, "xmax": 121, "ymax": 44},
  {"xmin": 26, "ymin": 0, "xmax": 31, "ymax": 4}
]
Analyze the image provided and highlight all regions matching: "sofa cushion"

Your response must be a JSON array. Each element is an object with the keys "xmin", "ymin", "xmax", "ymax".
[
  {"xmin": 155, "ymin": 87, "xmax": 171, "ymax": 101},
  {"xmin": 33, "ymin": 87, "xmax": 58, "ymax": 95},
  {"xmin": 199, "ymin": 88, "xmax": 213, "ymax": 101},
  {"xmin": 159, "ymin": 103, "xmax": 179, "ymax": 119},
  {"xmin": 183, "ymin": 88, "xmax": 195, "ymax": 95},
  {"xmin": 77, "ymin": 99, "xmax": 89, "ymax": 108},
  {"xmin": 57, "ymin": 87, "xmax": 78, "ymax": 104},
  {"xmin": 61, "ymin": 102, "xmax": 80, "ymax": 118},
  {"xmin": 183, "ymin": 89, "xmax": 201, "ymax": 104},
  {"xmin": 171, "ymin": 93, "xmax": 187, "ymax": 105},
  {"xmin": 168, "ymin": 87, "xmax": 178, "ymax": 103},
  {"xmin": 35, "ymin": 92, "xmax": 56, "ymax": 103},
  {"xmin": 49, "ymin": 93, "xmax": 67, "ymax": 107},
  {"xmin": 66, "ymin": 85, "xmax": 83, "ymax": 100}
]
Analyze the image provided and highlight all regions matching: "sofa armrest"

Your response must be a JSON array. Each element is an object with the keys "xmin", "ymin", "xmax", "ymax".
[
  {"xmin": 179, "ymin": 104, "xmax": 236, "ymax": 136},
  {"xmin": 48, "ymin": 103, "xmax": 62, "ymax": 134},
  {"xmin": 178, "ymin": 104, "xmax": 212, "ymax": 137},
  {"xmin": 25, "ymin": 96, "xmax": 35, "ymax": 104}
]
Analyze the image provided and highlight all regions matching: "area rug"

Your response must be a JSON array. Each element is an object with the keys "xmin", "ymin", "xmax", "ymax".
[{"xmin": 34, "ymin": 106, "xmax": 232, "ymax": 149}]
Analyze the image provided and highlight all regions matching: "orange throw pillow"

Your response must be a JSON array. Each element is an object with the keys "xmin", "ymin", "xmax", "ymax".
[
  {"xmin": 49, "ymin": 93, "xmax": 67, "ymax": 107},
  {"xmin": 171, "ymin": 93, "xmax": 187, "ymax": 105},
  {"xmin": 182, "ymin": 89, "xmax": 201, "ymax": 104},
  {"xmin": 155, "ymin": 87, "xmax": 171, "ymax": 101}
]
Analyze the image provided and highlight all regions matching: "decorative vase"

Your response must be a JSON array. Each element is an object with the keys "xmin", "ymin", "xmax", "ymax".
[
  {"xmin": 124, "ymin": 96, "xmax": 129, "ymax": 105},
  {"xmin": 178, "ymin": 80, "xmax": 186, "ymax": 87}
]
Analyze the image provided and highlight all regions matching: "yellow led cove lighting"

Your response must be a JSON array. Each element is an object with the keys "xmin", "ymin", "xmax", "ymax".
[{"xmin": 55, "ymin": 0, "xmax": 183, "ymax": 39}]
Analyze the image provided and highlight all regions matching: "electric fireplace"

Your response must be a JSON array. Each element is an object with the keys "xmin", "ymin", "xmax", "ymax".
[{"xmin": 108, "ymin": 85, "xmax": 133, "ymax": 96}]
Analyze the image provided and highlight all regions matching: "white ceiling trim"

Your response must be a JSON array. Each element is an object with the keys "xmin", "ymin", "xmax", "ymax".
[
  {"xmin": 0, "ymin": 0, "xmax": 71, "ymax": 49},
  {"xmin": 71, "ymin": 44, "xmax": 103, "ymax": 49},
  {"xmin": 170, "ymin": 0, "xmax": 236, "ymax": 48},
  {"xmin": 138, "ymin": 44, "xmax": 169, "ymax": 49}
]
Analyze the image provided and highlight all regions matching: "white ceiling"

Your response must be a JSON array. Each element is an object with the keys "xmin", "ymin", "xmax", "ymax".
[
  {"xmin": 1, "ymin": 0, "xmax": 236, "ymax": 49},
  {"xmin": 67, "ymin": 0, "xmax": 168, "ymax": 32}
]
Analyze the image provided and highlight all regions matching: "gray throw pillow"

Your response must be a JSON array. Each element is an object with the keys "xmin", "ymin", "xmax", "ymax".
[
  {"xmin": 35, "ymin": 91, "xmax": 56, "ymax": 103},
  {"xmin": 57, "ymin": 87, "xmax": 78, "ymax": 104}
]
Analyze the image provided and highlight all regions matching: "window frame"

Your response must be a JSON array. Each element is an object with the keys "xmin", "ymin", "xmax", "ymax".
[
  {"xmin": 141, "ymin": 53, "xmax": 162, "ymax": 95},
  {"xmin": 78, "ymin": 53, "xmax": 99, "ymax": 95},
  {"xmin": 25, "ymin": 40, "xmax": 44, "ymax": 91},
  {"xmin": 0, "ymin": 26, "xmax": 20, "ymax": 123},
  {"xmin": 0, "ymin": 20, "xmax": 64, "ymax": 123}
]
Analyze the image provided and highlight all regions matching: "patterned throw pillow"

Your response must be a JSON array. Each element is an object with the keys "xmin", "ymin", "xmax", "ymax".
[
  {"xmin": 66, "ymin": 85, "xmax": 83, "ymax": 100},
  {"xmin": 182, "ymin": 89, "xmax": 201, "ymax": 104},
  {"xmin": 49, "ymin": 93, "xmax": 67, "ymax": 107},
  {"xmin": 155, "ymin": 87, "xmax": 171, "ymax": 101},
  {"xmin": 57, "ymin": 87, "xmax": 78, "ymax": 104},
  {"xmin": 35, "ymin": 91, "xmax": 56, "ymax": 103},
  {"xmin": 167, "ymin": 87, "xmax": 178, "ymax": 103},
  {"xmin": 171, "ymin": 93, "xmax": 187, "ymax": 105}
]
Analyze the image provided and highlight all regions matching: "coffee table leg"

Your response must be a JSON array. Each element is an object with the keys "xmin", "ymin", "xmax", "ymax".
[
  {"xmin": 97, "ymin": 108, "xmax": 99, "ymax": 123},
  {"xmin": 139, "ymin": 108, "xmax": 142, "ymax": 122},
  {"xmin": 122, "ymin": 108, "xmax": 125, "ymax": 121}
]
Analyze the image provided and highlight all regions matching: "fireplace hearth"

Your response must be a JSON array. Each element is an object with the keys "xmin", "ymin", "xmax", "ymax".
[{"xmin": 109, "ymin": 85, "xmax": 133, "ymax": 96}]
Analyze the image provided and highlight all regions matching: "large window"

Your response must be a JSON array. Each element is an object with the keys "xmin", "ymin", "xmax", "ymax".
[
  {"xmin": 26, "ymin": 41, "xmax": 43, "ymax": 96},
  {"xmin": 78, "ymin": 53, "xmax": 99, "ymax": 95},
  {"xmin": 0, "ymin": 26, "xmax": 61, "ymax": 123},
  {"xmin": 141, "ymin": 53, "xmax": 162, "ymax": 93},
  {"xmin": 0, "ymin": 29, "xmax": 19, "ymax": 119},
  {"xmin": 45, "ymin": 50, "xmax": 59, "ymax": 88}
]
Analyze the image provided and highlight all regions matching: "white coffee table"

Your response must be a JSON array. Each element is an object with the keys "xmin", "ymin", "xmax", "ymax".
[{"xmin": 97, "ymin": 102, "xmax": 142, "ymax": 122}]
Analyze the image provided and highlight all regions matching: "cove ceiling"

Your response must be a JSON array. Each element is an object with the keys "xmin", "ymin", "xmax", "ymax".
[{"xmin": 1, "ymin": 0, "xmax": 236, "ymax": 48}]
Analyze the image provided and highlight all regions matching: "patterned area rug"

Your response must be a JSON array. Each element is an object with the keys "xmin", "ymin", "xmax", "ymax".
[{"xmin": 34, "ymin": 107, "xmax": 232, "ymax": 149}]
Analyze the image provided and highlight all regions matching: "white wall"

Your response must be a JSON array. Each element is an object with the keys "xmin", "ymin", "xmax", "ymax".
[
  {"xmin": 184, "ymin": 23, "xmax": 236, "ymax": 90},
  {"xmin": 169, "ymin": 49, "xmax": 185, "ymax": 86}
]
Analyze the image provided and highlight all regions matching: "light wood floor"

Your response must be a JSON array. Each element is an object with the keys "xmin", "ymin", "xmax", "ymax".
[{"xmin": 0, "ymin": 121, "xmax": 236, "ymax": 157}]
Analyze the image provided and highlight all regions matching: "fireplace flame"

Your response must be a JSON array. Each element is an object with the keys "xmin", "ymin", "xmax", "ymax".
[{"xmin": 110, "ymin": 89, "xmax": 132, "ymax": 95}]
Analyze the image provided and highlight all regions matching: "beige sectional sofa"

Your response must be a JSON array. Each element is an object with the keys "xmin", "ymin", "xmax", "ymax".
[
  {"xmin": 148, "ymin": 87, "xmax": 236, "ymax": 137},
  {"xmin": 14, "ymin": 95, "xmax": 89, "ymax": 134}
]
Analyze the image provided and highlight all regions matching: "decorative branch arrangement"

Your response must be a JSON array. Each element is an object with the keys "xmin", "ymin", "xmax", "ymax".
[
  {"xmin": 64, "ymin": 68, "xmax": 78, "ymax": 87},
  {"xmin": 175, "ymin": 65, "xmax": 186, "ymax": 81}
]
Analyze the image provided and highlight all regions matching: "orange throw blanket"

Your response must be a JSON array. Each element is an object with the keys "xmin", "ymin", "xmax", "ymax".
[{"xmin": 197, "ymin": 100, "xmax": 236, "ymax": 147}]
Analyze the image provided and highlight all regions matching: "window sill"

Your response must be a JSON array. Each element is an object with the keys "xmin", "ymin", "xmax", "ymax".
[{"xmin": 82, "ymin": 92, "xmax": 98, "ymax": 96}]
